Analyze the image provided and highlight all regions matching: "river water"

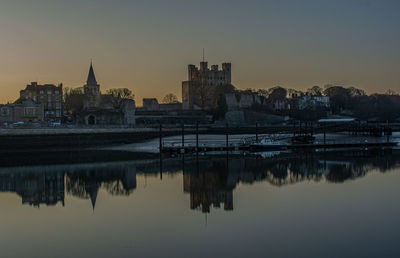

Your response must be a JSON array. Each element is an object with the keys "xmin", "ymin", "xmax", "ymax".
[{"xmin": 0, "ymin": 148, "xmax": 399, "ymax": 258}]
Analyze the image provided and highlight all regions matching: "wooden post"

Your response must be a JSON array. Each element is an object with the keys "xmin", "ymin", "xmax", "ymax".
[
  {"xmin": 324, "ymin": 127, "xmax": 326, "ymax": 145},
  {"xmin": 386, "ymin": 120, "xmax": 390, "ymax": 143},
  {"xmin": 181, "ymin": 123, "xmax": 184, "ymax": 148},
  {"xmin": 159, "ymin": 124, "xmax": 162, "ymax": 153},
  {"xmin": 293, "ymin": 121, "xmax": 296, "ymax": 137},
  {"xmin": 256, "ymin": 122, "xmax": 259, "ymax": 142},
  {"xmin": 196, "ymin": 121, "xmax": 199, "ymax": 152},
  {"xmin": 159, "ymin": 124, "xmax": 163, "ymax": 180},
  {"xmin": 226, "ymin": 123, "xmax": 229, "ymax": 151}
]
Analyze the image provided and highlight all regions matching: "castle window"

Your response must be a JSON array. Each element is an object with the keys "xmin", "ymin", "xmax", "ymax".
[{"xmin": 47, "ymin": 90, "xmax": 52, "ymax": 95}]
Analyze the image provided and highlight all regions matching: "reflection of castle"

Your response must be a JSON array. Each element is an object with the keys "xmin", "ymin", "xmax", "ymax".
[
  {"xmin": 184, "ymin": 172, "xmax": 233, "ymax": 213},
  {"xmin": 0, "ymin": 171, "xmax": 65, "ymax": 207}
]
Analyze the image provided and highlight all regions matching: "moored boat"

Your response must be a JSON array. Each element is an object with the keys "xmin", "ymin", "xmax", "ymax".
[{"xmin": 250, "ymin": 139, "xmax": 288, "ymax": 151}]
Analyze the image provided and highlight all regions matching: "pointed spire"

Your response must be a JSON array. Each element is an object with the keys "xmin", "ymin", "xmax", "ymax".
[
  {"xmin": 86, "ymin": 61, "xmax": 97, "ymax": 85},
  {"xmin": 89, "ymin": 185, "xmax": 99, "ymax": 212}
]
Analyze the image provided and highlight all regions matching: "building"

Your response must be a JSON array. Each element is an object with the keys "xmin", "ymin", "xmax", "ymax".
[
  {"xmin": 182, "ymin": 61, "xmax": 232, "ymax": 110},
  {"xmin": 75, "ymin": 63, "xmax": 136, "ymax": 126},
  {"xmin": 224, "ymin": 92, "xmax": 265, "ymax": 111},
  {"xmin": 142, "ymin": 98, "xmax": 159, "ymax": 111},
  {"xmin": 289, "ymin": 95, "xmax": 330, "ymax": 110},
  {"xmin": 141, "ymin": 98, "xmax": 182, "ymax": 112},
  {"xmin": 19, "ymin": 82, "xmax": 63, "ymax": 122},
  {"xmin": 0, "ymin": 100, "xmax": 44, "ymax": 124},
  {"xmin": 83, "ymin": 63, "xmax": 101, "ymax": 109}
]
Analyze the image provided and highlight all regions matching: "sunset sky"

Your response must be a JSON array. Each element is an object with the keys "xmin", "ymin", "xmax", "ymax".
[{"xmin": 0, "ymin": 0, "xmax": 399, "ymax": 105}]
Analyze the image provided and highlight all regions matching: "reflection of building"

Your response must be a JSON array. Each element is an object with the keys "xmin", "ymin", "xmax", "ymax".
[
  {"xmin": 0, "ymin": 171, "xmax": 65, "ymax": 207},
  {"xmin": 0, "ymin": 162, "xmax": 138, "ymax": 209},
  {"xmin": 183, "ymin": 172, "xmax": 233, "ymax": 213},
  {"xmin": 66, "ymin": 165, "xmax": 137, "ymax": 210}
]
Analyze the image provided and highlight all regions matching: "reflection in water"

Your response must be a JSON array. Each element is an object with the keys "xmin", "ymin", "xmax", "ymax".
[{"xmin": 0, "ymin": 148, "xmax": 398, "ymax": 212}]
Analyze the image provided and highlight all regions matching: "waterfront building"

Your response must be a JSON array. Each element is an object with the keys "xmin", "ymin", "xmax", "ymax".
[
  {"xmin": 0, "ymin": 100, "xmax": 44, "ymax": 124},
  {"xmin": 18, "ymin": 82, "xmax": 63, "ymax": 122}
]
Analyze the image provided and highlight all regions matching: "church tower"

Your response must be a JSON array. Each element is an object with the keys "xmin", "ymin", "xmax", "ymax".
[{"xmin": 84, "ymin": 62, "xmax": 101, "ymax": 108}]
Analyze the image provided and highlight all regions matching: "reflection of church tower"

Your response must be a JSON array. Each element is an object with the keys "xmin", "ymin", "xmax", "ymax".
[
  {"xmin": 85, "ymin": 180, "xmax": 100, "ymax": 211},
  {"xmin": 84, "ymin": 62, "xmax": 101, "ymax": 108}
]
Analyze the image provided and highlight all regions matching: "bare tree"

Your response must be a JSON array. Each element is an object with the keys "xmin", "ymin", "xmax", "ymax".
[
  {"xmin": 63, "ymin": 86, "xmax": 85, "ymax": 113},
  {"xmin": 162, "ymin": 93, "xmax": 179, "ymax": 104},
  {"xmin": 106, "ymin": 88, "xmax": 135, "ymax": 109}
]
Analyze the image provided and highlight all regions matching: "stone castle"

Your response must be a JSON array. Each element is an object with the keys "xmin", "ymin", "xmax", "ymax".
[{"xmin": 182, "ymin": 61, "xmax": 232, "ymax": 110}]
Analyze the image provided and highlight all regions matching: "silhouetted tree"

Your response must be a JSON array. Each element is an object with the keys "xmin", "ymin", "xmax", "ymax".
[
  {"xmin": 162, "ymin": 93, "xmax": 179, "ymax": 104},
  {"xmin": 63, "ymin": 87, "xmax": 85, "ymax": 114},
  {"xmin": 106, "ymin": 88, "xmax": 134, "ymax": 109},
  {"xmin": 268, "ymin": 86, "xmax": 287, "ymax": 102},
  {"xmin": 307, "ymin": 85, "xmax": 323, "ymax": 96}
]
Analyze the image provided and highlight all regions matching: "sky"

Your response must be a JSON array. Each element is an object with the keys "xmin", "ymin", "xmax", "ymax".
[{"xmin": 0, "ymin": 0, "xmax": 399, "ymax": 104}]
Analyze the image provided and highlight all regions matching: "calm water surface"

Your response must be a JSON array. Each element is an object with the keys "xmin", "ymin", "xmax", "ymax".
[{"xmin": 0, "ymin": 149, "xmax": 399, "ymax": 258}]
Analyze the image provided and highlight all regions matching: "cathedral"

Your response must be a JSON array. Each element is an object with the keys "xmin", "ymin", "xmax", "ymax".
[{"xmin": 77, "ymin": 62, "xmax": 136, "ymax": 126}]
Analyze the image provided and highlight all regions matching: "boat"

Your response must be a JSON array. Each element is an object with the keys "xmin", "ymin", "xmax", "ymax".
[
  {"xmin": 250, "ymin": 139, "xmax": 288, "ymax": 151},
  {"xmin": 291, "ymin": 135, "xmax": 315, "ymax": 144}
]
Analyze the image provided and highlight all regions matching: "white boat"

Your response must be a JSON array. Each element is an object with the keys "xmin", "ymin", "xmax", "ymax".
[{"xmin": 250, "ymin": 139, "xmax": 288, "ymax": 151}]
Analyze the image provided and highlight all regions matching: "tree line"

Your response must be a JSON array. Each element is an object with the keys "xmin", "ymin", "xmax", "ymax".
[{"xmin": 244, "ymin": 84, "xmax": 400, "ymax": 122}]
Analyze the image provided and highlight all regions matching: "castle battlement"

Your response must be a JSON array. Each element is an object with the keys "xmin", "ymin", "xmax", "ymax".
[{"xmin": 187, "ymin": 61, "xmax": 231, "ymax": 86}]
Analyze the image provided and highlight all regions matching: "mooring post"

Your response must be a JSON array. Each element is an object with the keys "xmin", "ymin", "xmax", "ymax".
[
  {"xmin": 159, "ymin": 124, "xmax": 163, "ymax": 153},
  {"xmin": 226, "ymin": 123, "xmax": 229, "ymax": 151},
  {"xmin": 387, "ymin": 120, "xmax": 390, "ymax": 143},
  {"xmin": 256, "ymin": 122, "xmax": 259, "ymax": 142},
  {"xmin": 181, "ymin": 123, "xmax": 184, "ymax": 148},
  {"xmin": 159, "ymin": 123, "xmax": 163, "ymax": 180},
  {"xmin": 293, "ymin": 121, "xmax": 296, "ymax": 137},
  {"xmin": 324, "ymin": 126, "xmax": 326, "ymax": 145},
  {"xmin": 196, "ymin": 121, "xmax": 199, "ymax": 152}
]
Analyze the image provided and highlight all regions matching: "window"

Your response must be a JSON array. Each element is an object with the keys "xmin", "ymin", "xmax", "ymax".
[
  {"xmin": 1, "ymin": 107, "xmax": 9, "ymax": 116},
  {"xmin": 24, "ymin": 107, "xmax": 36, "ymax": 116},
  {"xmin": 40, "ymin": 90, "xmax": 44, "ymax": 94},
  {"xmin": 55, "ymin": 90, "xmax": 59, "ymax": 94},
  {"xmin": 47, "ymin": 90, "xmax": 52, "ymax": 95}
]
